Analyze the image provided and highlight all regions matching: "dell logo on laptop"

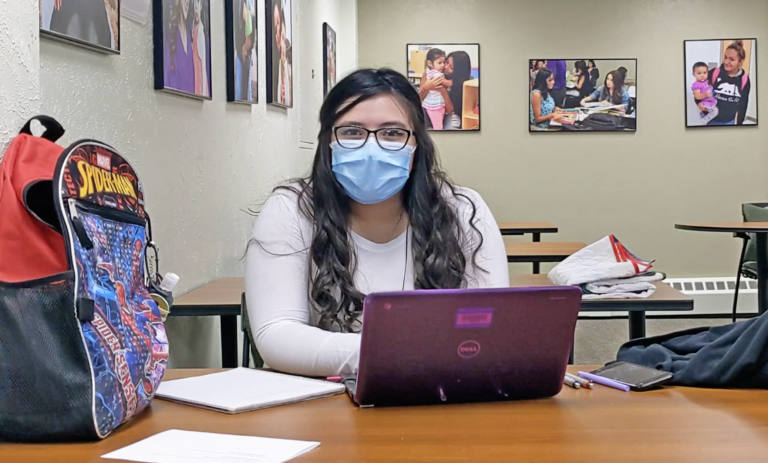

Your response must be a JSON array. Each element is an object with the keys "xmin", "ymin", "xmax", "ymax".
[{"xmin": 457, "ymin": 340, "xmax": 481, "ymax": 358}]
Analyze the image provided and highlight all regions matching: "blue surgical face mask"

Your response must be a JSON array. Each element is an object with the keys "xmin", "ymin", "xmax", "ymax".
[{"xmin": 331, "ymin": 138, "xmax": 415, "ymax": 205}]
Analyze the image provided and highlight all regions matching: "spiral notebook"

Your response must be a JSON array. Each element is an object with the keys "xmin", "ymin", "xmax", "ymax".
[{"xmin": 156, "ymin": 368, "xmax": 346, "ymax": 414}]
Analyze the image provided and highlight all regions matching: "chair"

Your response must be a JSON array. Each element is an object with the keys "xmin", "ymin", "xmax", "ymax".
[
  {"xmin": 240, "ymin": 292, "xmax": 264, "ymax": 368},
  {"xmin": 732, "ymin": 203, "xmax": 768, "ymax": 322}
]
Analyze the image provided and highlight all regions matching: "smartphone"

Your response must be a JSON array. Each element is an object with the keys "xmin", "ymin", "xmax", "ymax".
[{"xmin": 591, "ymin": 362, "xmax": 673, "ymax": 391}]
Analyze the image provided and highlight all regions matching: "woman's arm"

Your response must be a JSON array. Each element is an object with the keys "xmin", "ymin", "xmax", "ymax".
[
  {"xmin": 455, "ymin": 189, "xmax": 509, "ymax": 288},
  {"xmin": 531, "ymin": 92, "xmax": 561, "ymax": 123},
  {"xmin": 580, "ymin": 96, "xmax": 593, "ymax": 106},
  {"xmin": 245, "ymin": 192, "xmax": 361, "ymax": 376},
  {"xmin": 441, "ymin": 87, "xmax": 454, "ymax": 114},
  {"xmin": 736, "ymin": 79, "xmax": 751, "ymax": 125}
]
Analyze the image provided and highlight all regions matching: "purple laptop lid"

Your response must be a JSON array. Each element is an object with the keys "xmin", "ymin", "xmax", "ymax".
[{"xmin": 354, "ymin": 286, "xmax": 582, "ymax": 407}]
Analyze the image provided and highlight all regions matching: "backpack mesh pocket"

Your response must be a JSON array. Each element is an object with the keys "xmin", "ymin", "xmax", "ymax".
[{"xmin": 0, "ymin": 273, "xmax": 96, "ymax": 442}]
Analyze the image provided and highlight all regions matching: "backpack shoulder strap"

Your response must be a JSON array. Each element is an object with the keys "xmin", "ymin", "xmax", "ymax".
[
  {"xmin": 741, "ymin": 74, "xmax": 749, "ymax": 91},
  {"xmin": 711, "ymin": 67, "xmax": 720, "ymax": 83}
]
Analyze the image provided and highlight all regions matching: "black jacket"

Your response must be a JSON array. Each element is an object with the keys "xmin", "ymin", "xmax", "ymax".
[
  {"xmin": 710, "ymin": 66, "xmax": 752, "ymax": 125},
  {"xmin": 617, "ymin": 312, "xmax": 768, "ymax": 388}
]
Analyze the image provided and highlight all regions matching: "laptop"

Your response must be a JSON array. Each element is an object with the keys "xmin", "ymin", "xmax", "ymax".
[{"xmin": 344, "ymin": 286, "xmax": 582, "ymax": 407}]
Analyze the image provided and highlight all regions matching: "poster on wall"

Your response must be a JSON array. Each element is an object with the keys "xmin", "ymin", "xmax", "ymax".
[
  {"xmin": 153, "ymin": 0, "xmax": 213, "ymax": 100},
  {"xmin": 684, "ymin": 39, "xmax": 758, "ymax": 128},
  {"xmin": 266, "ymin": 0, "xmax": 293, "ymax": 108},
  {"xmin": 323, "ymin": 23, "xmax": 337, "ymax": 96},
  {"xmin": 407, "ymin": 44, "xmax": 480, "ymax": 131},
  {"xmin": 226, "ymin": 0, "xmax": 258, "ymax": 104},
  {"xmin": 40, "ymin": 0, "xmax": 121, "ymax": 53},
  {"xmin": 528, "ymin": 59, "xmax": 637, "ymax": 132}
]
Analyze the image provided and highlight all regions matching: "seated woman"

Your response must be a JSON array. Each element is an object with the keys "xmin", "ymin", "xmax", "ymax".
[
  {"xmin": 245, "ymin": 69, "xmax": 509, "ymax": 377},
  {"xmin": 530, "ymin": 68, "xmax": 564, "ymax": 129},
  {"xmin": 580, "ymin": 71, "xmax": 629, "ymax": 111},
  {"xmin": 564, "ymin": 60, "xmax": 593, "ymax": 108}
]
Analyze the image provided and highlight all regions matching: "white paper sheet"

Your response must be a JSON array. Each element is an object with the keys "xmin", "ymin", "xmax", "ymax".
[{"xmin": 102, "ymin": 430, "xmax": 319, "ymax": 463}]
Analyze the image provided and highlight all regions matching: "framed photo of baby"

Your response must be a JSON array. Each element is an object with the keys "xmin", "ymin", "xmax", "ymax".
[
  {"xmin": 153, "ymin": 0, "xmax": 212, "ymax": 100},
  {"xmin": 226, "ymin": 0, "xmax": 258, "ymax": 104},
  {"xmin": 684, "ymin": 39, "xmax": 758, "ymax": 127},
  {"xmin": 407, "ymin": 44, "xmax": 480, "ymax": 131},
  {"xmin": 266, "ymin": 0, "xmax": 293, "ymax": 108},
  {"xmin": 40, "ymin": 0, "xmax": 121, "ymax": 53},
  {"xmin": 323, "ymin": 23, "xmax": 337, "ymax": 96}
]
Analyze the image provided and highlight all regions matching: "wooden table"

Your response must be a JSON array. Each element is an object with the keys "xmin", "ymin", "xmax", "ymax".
[
  {"xmin": 676, "ymin": 223, "xmax": 768, "ymax": 315},
  {"xmin": 4, "ymin": 368, "xmax": 768, "ymax": 463},
  {"xmin": 506, "ymin": 241, "xmax": 585, "ymax": 274},
  {"xmin": 497, "ymin": 222, "xmax": 558, "ymax": 239},
  {"xmin": 172, "ymin": 278, "xmax": 244, "ymax": 368},
  {"xmin": 510, "ymin": 274, "xmax": 693, "ymax": 339},
  {"xmin": 498, "ymin": 222, "xmax": 559, "ymax": 273}
]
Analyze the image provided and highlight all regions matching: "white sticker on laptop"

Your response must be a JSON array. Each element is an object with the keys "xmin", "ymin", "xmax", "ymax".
[{"xmin": 455, "ymin": 308, "xmax": 493, "ymax": 328}]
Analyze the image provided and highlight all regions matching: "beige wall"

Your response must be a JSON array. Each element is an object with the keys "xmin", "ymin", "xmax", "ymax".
[{"xmin": 358, "ymin": 0, "xmax": 768, "ymax": 277}]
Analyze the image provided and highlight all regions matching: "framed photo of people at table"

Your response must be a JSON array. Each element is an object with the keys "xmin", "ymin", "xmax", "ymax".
[
  {"xmin": 684, "ymin": 39, "xmax": 758, "ymax": 128},
  {"xmin": 40, "ymin": 0, "xmax": 121, "ymax": 53},
  {"xmin": 529, "ymin": 59, "xmax": 637, "ymax": 133},
  {"xmin": 407, "ymin": 43, "xmax": 480, "ymax": 131},
  {"xmin": 226, "ymin": 0, "xmax": 258, "ymax": 104},
  {"xmin": 266, "ymin": 0, "xmax": 293, "ymax": 108},
  {"xmin": 153, "ymin": 0, "xmax": 213, "ymax": 100}
]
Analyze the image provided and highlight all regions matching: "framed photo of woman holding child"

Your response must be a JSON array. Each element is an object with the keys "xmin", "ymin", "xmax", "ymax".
[
  {"xmin": 684, "ymin": 39, "xmax": 758, "ymax": 128},
  {"xmin": 153, "ymin": 0, "xmax": 213, "ymax": 100},
  {"xmin": 407, "ymin": 44, "xmax": 480, "ymax": 131},
  {"xmin": 226, "ymin": 0, "xmax": 258, "ymax": 104},
  {"xmin": 266, "ymin": 0, "xmax": 293, "ymax": 108}
]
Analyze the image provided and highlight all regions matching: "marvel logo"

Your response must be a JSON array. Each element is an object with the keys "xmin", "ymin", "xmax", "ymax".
[{"xmin": 97, "ymin": 154, "xmax": 111, "ymax": 170}]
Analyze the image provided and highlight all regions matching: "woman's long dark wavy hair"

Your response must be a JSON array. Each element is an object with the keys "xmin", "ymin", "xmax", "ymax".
[
  {"xmin": 601, "ymin": 70, "xmax": 625, "ymax": 105},
  {"xmin": 446, "ymin": 51, "xmax": 472, "ymax": 118},
  {"xmin": 260, "ymin": 68, "xmax": 484, "ymax": 332},
  {"xmin": 533, "ymin": 68, "xmax": 553, "ymax": 99}
]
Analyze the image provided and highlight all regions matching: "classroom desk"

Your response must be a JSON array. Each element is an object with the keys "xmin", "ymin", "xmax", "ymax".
[
  {"xmin": 505, "ymin": 242, "xmax": 585, "ymax": 274},
  {"xmin": 676, "ymin": 223, "xmax": 768, "ymax": 316},
  {"xmin": 4, "ymin": 368, "xmax": 768, "ymax": 463},
  {"xmin": 497, "ymin": 221, "xmax": 558, "ymax": 239},
  {"xmin": 510, "ymin": 274, "xmax": 693, "ymax": 339},
  {"xmin": 172, "ymin": 278, "xmax": 244, "ymax": 368}
]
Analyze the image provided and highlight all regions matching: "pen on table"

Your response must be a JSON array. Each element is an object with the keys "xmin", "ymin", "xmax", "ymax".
[
  {"xmin": 563, "ymin": 375, "xmax": 581, "ymax": 389},
  {"xmin": 326, "ymin": 376, "xmax": 343, "ymax": 382},
  {"xmin": 566, "ymin": 372, "xmax": 593, "ymax": 389},
  {"xmin": 578, "ymin": 371, "xmax": 630, "ymax": 392}
]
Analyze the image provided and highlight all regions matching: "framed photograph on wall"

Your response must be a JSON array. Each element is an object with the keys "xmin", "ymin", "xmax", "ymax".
[
  {"xmin": 323, "ymin": 23, "xmax": 337, "ymax": 96},
  {"xmin": 40, "ymin": 0, "xmax": 121, "ymax": 53},
  {"xmin": 153, "ymin": 0, "xmax": 212, "ymax": 100},
  {"xmin": 407, "ymin": 43, "xmax": 480, "ymax": 131},
  {"xmin": 226, "ymin": 0, "xmax": 258, "ymax": 104},
  {"xmin": 684, "ymin": 39, "xmax": 758, "ymax": 128},
  {"xmin": 266, "ymin": 0, "xmax": 293, "ymax": 108},
  {"xmin": 528, "ymin": 59, "xmax": 637, "ymax": 132}
]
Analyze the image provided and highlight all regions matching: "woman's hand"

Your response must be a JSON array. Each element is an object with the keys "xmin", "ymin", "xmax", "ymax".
[
  {"xmin": 601, "ymin": 100, "xmax": 611, "ymax": 106},
  {"xmin": 579, "ymin": 98, "xmax": 589, "ymax": 107},
  {"xmin": 420, "ymin": 76, "xmax": 443, "ymax": 93},
  {"xmin": 55, "ymin": 0, "xmax": 63, "ymax": 9},
  {"xmin": 551, "ymin": 113, "xmax": 564, "ymax": 121}
]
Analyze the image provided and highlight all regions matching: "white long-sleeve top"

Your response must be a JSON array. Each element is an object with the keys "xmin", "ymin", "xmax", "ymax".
[{"xmin": 244, "ymin": 185, "xmax": 509, "ymax": 377}]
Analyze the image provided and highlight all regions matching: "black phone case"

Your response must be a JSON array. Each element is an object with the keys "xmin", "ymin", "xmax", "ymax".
[{"xmin": 592, "ymin": 362, "xmax": 673, "ymax": 391}]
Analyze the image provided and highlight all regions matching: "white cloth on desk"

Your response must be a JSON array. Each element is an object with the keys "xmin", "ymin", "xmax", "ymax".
[
  {"xmin": 548, "ymin": 235, "xmax": 653, "ymax": 287},
  {"xmin": 582, "ymin": 272, "xmax": 664, "ymax": 300}
]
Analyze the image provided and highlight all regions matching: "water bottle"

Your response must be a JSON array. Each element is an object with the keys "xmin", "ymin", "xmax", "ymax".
[{"xmin": 150, "ymin": 272, "xmax": 179, "ymax": 321}]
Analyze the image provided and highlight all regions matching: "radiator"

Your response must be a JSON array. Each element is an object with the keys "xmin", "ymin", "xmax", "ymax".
[{"xmin": 661, "ymin": 277, "xmax": 758, "ymax": 317}]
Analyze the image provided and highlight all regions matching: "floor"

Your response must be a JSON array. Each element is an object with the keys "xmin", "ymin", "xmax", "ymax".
[{"xmin": 573, "ymin": 318, "xmax": 731, "ymax": 365}]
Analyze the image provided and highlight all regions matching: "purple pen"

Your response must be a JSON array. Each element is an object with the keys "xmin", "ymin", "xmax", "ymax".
[{"xmin": 578, "ymin": 371, "xmax": 630, "ymax": 392}]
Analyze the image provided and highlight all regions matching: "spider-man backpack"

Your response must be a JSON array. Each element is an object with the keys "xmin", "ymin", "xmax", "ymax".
[{"xmin": 0, "ymin": 116, "xmax": 169, "ymax": 442}]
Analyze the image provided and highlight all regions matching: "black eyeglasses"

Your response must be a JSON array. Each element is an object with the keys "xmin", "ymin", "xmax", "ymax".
[{"xmin": 333, "ymin": 126, "xmax": 413, "ymax": 151}]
